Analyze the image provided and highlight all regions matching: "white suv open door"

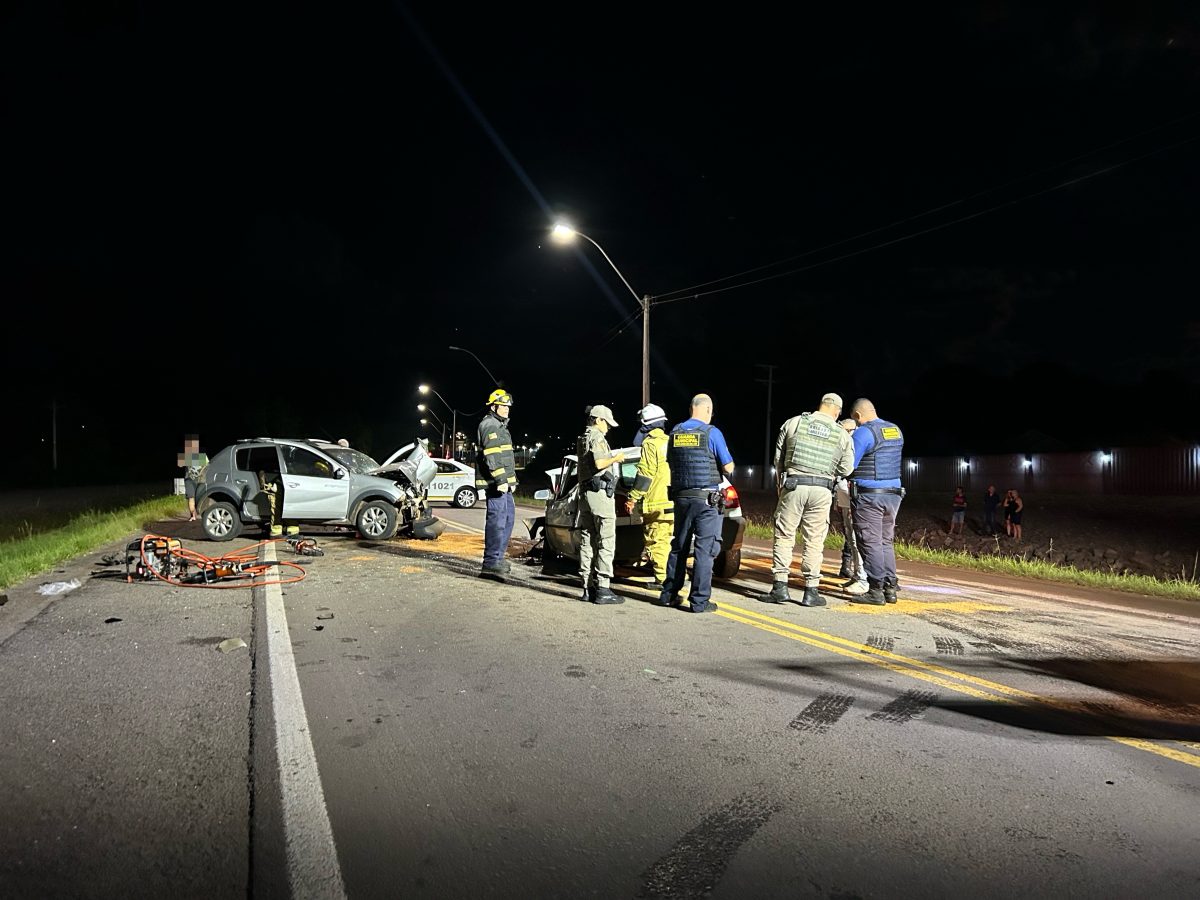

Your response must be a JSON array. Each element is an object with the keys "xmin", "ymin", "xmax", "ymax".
[{"xmin": 279, "ymin": 444, "xmax": 350, "ymax": 520}]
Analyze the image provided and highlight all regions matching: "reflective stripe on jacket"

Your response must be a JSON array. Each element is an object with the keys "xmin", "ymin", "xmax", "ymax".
[
  {"xmin": 627, "ymin": 427, "xmax": 672, "ymax": 514},
  {"xmin": 475, "ymin": 413, "xmax": 517, "ymax": 488}
]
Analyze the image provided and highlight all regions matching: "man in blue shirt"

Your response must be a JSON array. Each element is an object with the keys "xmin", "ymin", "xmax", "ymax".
[
  {"xmin": 658, "ymin": 393, "xmax": 735, "ymax": 614},
  {"xmin": 847, "ymin": 398, "xmax": 905, "ymax": 605}
]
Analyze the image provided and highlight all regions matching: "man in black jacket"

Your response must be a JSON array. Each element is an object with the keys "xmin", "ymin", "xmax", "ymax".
[{"xmin": 476, "ymin": 390, "xmax": 517, "ymax": 580}]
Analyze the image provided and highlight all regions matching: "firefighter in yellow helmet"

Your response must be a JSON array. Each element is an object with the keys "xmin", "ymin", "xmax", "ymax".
[
  {"xmin": 623, "ymin": 403, "xmax": 673, "ymax": 589},
  {"xmin": 476, "ymin": 389, "xmax": 517, "ymax": 580}
]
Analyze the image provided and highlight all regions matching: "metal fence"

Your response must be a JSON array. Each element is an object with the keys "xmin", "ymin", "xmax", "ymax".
[{"xmin": 730, "ymin": 445, "xmax": 1200, "ymax": 495}]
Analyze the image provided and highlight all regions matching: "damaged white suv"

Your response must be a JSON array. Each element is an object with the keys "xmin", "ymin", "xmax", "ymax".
[{"xmin": 195, "ymin": 438, "xmax": 443, "ymax": 542}]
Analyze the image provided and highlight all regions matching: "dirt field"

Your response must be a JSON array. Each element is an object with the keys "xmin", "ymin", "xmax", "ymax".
[{"xmin": 738, "ymin": 489, "xmax": 1200, "ymax": 583}]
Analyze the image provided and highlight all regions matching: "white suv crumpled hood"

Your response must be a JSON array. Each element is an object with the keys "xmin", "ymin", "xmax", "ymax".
[{"xmin": 371, "ymin": 442, "xmax": 438, "ymax": 489}]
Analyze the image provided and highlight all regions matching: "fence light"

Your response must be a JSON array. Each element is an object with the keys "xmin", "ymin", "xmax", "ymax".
[
  {"xmin": 1100, "ymin": 450, "xmax": 1112, "ymax": 464},
  {"xmin": 959, "ymin": 457, "xmax": 970, "ymax": 469},
  {"xmin": 1023, "ymin": 454, "xmax": 1033, "ymax": 469}
]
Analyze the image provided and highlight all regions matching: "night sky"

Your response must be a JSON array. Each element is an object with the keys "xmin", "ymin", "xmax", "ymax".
[{"xmin": 5, "ymin": 2, "xmax": 1199, "ymax": 486}]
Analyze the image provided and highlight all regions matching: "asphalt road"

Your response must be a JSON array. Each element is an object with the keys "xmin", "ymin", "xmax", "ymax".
[{"xmin": 1, "ymin": 503, "xmax": 1198, "ymax": 898}]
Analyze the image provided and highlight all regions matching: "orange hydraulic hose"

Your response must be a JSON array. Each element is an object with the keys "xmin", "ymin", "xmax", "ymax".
[{"xmin": 138, "ymin": 534, "xmax": 308, "ymax": 589}]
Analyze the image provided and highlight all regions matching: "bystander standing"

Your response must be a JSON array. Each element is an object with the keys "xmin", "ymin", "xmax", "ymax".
[{"xmin": 983, "ymin": 485, "xmax": 1001, "ymax": 535}]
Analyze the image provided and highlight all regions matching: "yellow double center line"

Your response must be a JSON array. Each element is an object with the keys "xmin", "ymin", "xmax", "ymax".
[{"xmin": 716, "ymin": 601, "xmax": 1200, "ymax": 770}]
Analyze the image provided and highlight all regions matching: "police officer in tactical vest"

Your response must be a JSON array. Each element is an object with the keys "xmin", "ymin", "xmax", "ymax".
[
  {"xmin": 847, "ymin": 397, "xmax": 906, "ymax": 605},
  {"xmin": 476, "ymin": 389, "xmax": 518, "ymax": 582},
  {"xmin": 576, "ymin": 405, "xmax": 626, "ymax": 604},
  {"xmin": 764, "ymin": 392, "xmax": 855, "ymax": 607},
  {"xmin": 658, "ymin": 393, "xmax": 735, "ymax": 614}
]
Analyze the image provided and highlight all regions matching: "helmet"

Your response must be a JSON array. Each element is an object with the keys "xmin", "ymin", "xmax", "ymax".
[
  {"xmin": 487, "ymin": 389, "xmax": 514, "ymax": 406},
  {"xmin": 638, "ymin": 403, "xmax": 666, "ymax": 424}
]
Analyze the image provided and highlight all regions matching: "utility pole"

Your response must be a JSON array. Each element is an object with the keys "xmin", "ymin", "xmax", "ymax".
[
  {"xmin": 641, "ymin": 295, "xmax": 651, "ymax": 406},
  {"xmin": 754, "ymin": 365, "xmax": 778, "ymax": 491}
]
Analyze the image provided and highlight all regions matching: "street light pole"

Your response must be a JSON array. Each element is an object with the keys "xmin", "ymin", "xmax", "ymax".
[
  {"xmin": 419, "ymin": 406, "xmax": 448, "ymax": 457},
  {"xmin": 755, "ymin": 364, "xmax": 778, "ymax": 491},
  {"xmin": 419, "ymin": 385, "xmax": 458, "ymax": 460},
  {"xmin": 448, "ymin": 345, "xmax": 500, "ymax": 385},
  {"xmin": 551, "ymin": 224, "xmax": 651, "ymax": 406},
  {"xmin": 641, "ymin": 295, "xmax": 650, "ymax": 408}
]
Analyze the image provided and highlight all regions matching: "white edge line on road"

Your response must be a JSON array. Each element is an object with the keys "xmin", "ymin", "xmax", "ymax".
[
  {"xmin": 442, "ymin": 518, "xmax": 485, "ymax": 536},
  {"xmin": 262, "ymin": 541, "xmax": 347, "ymax": 900}
]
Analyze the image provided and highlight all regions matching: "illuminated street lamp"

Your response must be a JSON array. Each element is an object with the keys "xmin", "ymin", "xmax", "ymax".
[
  {"xmin": 419, "ymin": 407, "xmax": 447, "ymax": 455},
  {"xmin": 419, "ymin": 384, "xmax": 460, "ymax": 459},
  {"xmin": 551, "ymin": 221, "xmax": 651, "ymax": 405}
]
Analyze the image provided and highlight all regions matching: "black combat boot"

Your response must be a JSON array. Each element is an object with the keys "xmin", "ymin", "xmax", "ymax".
[
  {"xmin": 851, "ymin": 578, "xmax": 887, "ymax": 606},
  {"xmin": 762, "ymin": 581, "xmax": 791, "ymax": 604},
  {"xmin": 591, "ymin": 586, "xmax": 625, "ymax": 605},
  {"xmin": 800, "ymin": 585, "xmax": 827, "ymax": 607},
  {"xmin": 883, "ymin": 576, "xmax": 899, "ymax": 604}
]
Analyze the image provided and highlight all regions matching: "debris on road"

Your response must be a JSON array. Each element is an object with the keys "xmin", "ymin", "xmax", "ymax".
[
  {"xmin": 316, "ymin": 613, "xmax": 335, "ymax": 621},
  {"xmin": 37, "ymin": 579, "xmax": 81, "ymax": 596},
  {"xmin": 287, "ymin": 537, "xmax": 325, "ymax": 556},
  {"xmin": 0, "ymin": 594, "xmax": 8, "ymax": 606},
  {"xmin": 312, "ymin": 625, "xmax": 325, "ymax": 631},
  {"xmin": 217, "ymin": 638, "xmax": 247, "ymax": 653},
  {"xmin": 104, "ymin": 617, "xmax": 122, "ymax": 624}
]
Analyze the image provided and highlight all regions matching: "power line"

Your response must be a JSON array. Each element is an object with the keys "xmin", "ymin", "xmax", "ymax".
[
  {"xmin": 650, "ymin": 132, "xmax": 1200, "ymax": 308},
  {"xmin": 648, "ymin": 110, "xmax": 1200, "ymax": 303},
  {"xmin": 596, "ymin": 306, "xmax": 644, "ymax": 351}
]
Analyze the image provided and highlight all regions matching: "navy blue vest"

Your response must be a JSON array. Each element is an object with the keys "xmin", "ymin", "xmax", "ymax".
[
  {"xmin": 667, "ymin": 422, "xmax": 721, "ymax": 490},
  {"xmin": 851, "ymin": 418, "xmax": 904, "ymax": 482}
]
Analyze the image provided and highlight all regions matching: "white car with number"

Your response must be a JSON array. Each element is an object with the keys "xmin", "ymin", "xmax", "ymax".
[{"xmin": 426, "ymin": 458, "xmax": 481, "ymax": 508}]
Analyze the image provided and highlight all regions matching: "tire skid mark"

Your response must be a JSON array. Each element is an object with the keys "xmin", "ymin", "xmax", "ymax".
[
  {"xmin": 868, "ymin": 689, "xmax": 938, "ymax": 725},
  {"xmin": 968, "ymin": 640, "xmax": 1000, "ymax": 653},
  {"xmin": 934, "ymin": 636, "xmax": 964, "ymax": 656},
  {"xmin": 865, "ymin": 634, "xmax": 895, "ymax": 652},
  {"xmin": 789, "ymin": 692, "xmax": 855, "ymax": 734},
  {"xmin": 639, "ymin": 792, "xmax": 782, "ymax": 899}
]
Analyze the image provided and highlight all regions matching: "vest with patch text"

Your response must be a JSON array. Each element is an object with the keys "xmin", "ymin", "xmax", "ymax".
[
  {"xmin": 786, "ymin": 413, "xmax": 843, "ymax": 477},
  {"xmin": 850, "ymin": 418, "xmax": 904, "ymax": 482},
  {"xmin": 667, "ymin": 422, "xmax": 721, "ymax": 490}
]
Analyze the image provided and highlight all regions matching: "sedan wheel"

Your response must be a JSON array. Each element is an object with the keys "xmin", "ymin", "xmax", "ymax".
[{"xmin": 453, "ymin": 487, "xmax": 478, "ymax": 509}]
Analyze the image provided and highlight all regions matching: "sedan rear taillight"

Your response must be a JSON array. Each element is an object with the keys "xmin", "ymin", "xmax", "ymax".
[{"xmin": 723, "ymin": 484, "xmax": 741, "ymax": 510}]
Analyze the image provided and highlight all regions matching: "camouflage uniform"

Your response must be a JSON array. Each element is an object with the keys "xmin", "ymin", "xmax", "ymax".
[
  {"xmin": 771, "ymin": 411, "xmax": 855, "ymax": 587},
  {"xmin": 577, "ymin": 425, "xmax": 617, "ymax": 589}
]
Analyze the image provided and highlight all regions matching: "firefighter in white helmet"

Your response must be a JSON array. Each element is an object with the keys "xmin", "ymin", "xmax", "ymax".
[{"xmin": 623, "ymin": 403, "xmax": 673, "ymax": 588}]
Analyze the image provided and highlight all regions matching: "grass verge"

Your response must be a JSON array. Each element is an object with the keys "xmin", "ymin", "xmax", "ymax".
[
  {"xmin": 514, "ymin": 489, "xmax": 546, "ymax": 508},
  {"xmin": 743, "ymin": 516, "xmax": 1200, "ymax": 602},
  {"xmin": 0, "ymin": 496, "xmax": 185, "ymax": 591}
]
